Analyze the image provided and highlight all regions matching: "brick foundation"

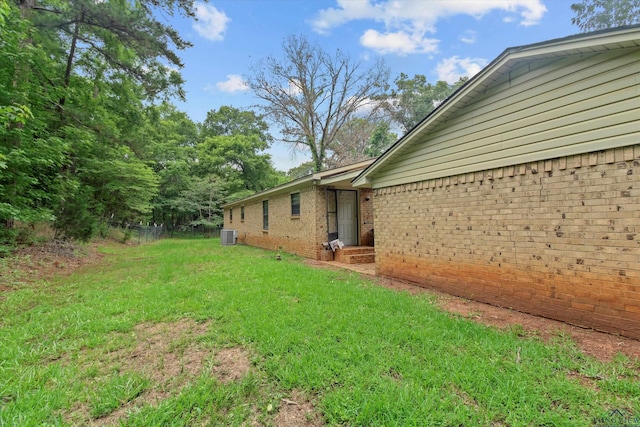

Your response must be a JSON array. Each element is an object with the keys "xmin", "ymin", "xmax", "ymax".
[{"xmin": 374, "ymin": 146, "xmax": 640, "ymax": 339}]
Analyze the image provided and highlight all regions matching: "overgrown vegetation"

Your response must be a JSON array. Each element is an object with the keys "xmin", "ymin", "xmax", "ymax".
[
  {"xmin": 0, "ymin": 0, "xmax": 467, "ymax": 250},
  {"xmin": 1, "ymin": 239, "xmax": 638, "ymax": 425},
  {"xmin": 0, "ymin": 1, "xmax": 288, "ymax": 249}
]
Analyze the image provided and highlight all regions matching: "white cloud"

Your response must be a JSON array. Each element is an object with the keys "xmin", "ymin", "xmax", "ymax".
[
  {"xmin": 435, "ymin": 56, "xmax": 488, "ymax": 84},
  {"xmin": 311, "ymin": 0, "xmax": 380, "ymax": 34},
  {"xmin": 353, "ymin": 95, "xmax": 387, "ymax": 118},
  {"xmin": 518, "ymin": 2, "xmax": 548, "ymax": 26},
  {"xmin": 193, "ymin": 2, "xmax": 230, "ymax": 41},
  {"xmin": 311, "ymin": 0, "xmax": 547, "ymax": 55},
  {"xmin": 459, "ymin": 30, "xmax": 477, "ymax": 44},
  {"xmin": 215, "ymin": 74, "xmax": 248, "ymax": 93},
  {"xmin": 360, "ymin": 29, "xmax": 439, "ymax": 55}
]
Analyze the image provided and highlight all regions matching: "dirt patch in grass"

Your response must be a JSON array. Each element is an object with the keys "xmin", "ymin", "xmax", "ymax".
[
  {"xmin": 12, "ymin": 242, "xmax": 326, "ymax": 426},
  {"xmin": 93, "ymin": 325, "xmax": 321, "ymax": 427},
  {"xmin": 120, "ymin": 320, "xmax": 211, "ymax": 390},
  {"xmin": 1, "ymin": 241, "xmax": 104, "ymax": 289},
  {"xmin": 213, "ymin": 347, "xmax": 251, "ymax": 384},
  {"xmin": 66, "ymin": 319, "xmax": 214, "ymax": 425},
  {"xmin": 274, "ymin": 390, "xmax": 324, "ymax": 427},
  {"xmin": 566, "ymin": 370, "xmax": 601, "ymax": 391},
  {"xmin": 65, "ymin": 319, "xmax": 272, "ymax": 426},
  {"xmin": 211, "ymin": 352, "xmax": 324, "ymax": 426}
]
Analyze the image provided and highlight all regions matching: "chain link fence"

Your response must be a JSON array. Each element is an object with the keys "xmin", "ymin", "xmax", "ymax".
[
  {"xmin": 130, "ymin": 223, "xmax": 164, "ymax": 243},
  {"xmin": 165, "ymin": 224, "xmax": 222, "ymax": 239},
  {"xmin": 101, "ymin": 222, "xmax": 164, "ymax": 243},
  {"xmin": 102, "ymin": 221, "xmax": 222, "ymax": 242}
]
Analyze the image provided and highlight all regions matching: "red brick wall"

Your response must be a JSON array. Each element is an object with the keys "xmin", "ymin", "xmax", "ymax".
[{"xmin": 374, "ymin": 146, "xmax": 640, "ymax": 339}]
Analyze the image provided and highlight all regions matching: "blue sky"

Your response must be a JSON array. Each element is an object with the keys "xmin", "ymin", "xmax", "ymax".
[{"xmin": 168, "ymin": 0, "xmax": 579, "ymax": 172}]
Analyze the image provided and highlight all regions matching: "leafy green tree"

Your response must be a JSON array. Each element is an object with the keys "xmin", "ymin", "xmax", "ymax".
[
  {"xmin": 154, "ymin": 161, "xmax": 193, "ymax": 228},
  {"xmin": 53, "ymin": 187, "xmax": 95, "ymax": 241},
  {"xmin": 197, "ymin": 106, "xmax": 286, "ymax": 202},
  {"xmin": 0, "ymin": 2, "xmax": 66, "ymax": 244},
  {"xmin": 45, "ymin": 69, "xmax": 162, "ymax": 240},
  {"xmin": 571, "ymin": 0, "xmax": 640, "ymax": 32},
  {"xmin": 287, "ymin": 161, "xmax": 316, "ymax": 179},
  {"xmin": 141, "ymin": 103, "xmax": 199, "ymax": 229},
  {"xmin": 198, "ymin": 134, "xmax": 285, "ymax": 200},
  {"xmin": 326, "ymin": 118, "xmax": 395, "ymax": 168},
  {"xmin": 249, "ymin": 34, "xmax": 390, "ymax": 172},
  {"xmin": 0, "ymin": 0, "xmax": 199, "ymax": 245},
  {"xmin": 381, "ymin": 74, "xmax": 467, "ymax": 133},
  {"xmin": 366, "ymin": 122, "xmax": 397, "ymax": 158},
  {"xmin": 84, "ymin": 148, "xmax": 159, "ymax": 221},
  {"xmin": 175, "ymin": 175, "xmax": 226, "ymax": 229},
  {"xmin": 23, "ymin": 0, "xmax": 193, "ymax": 107},
  {"xmin": 200, "ymin": 106, "xmax": 272, "ymax": 143}
]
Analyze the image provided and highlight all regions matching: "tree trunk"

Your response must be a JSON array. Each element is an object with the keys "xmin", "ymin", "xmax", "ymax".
[{"xmin": 60, "ymin": 14, "xmax": 82, "ymax": 111}]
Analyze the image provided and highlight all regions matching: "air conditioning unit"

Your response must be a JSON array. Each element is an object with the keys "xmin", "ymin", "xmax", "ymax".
[{"xmin": 221, "ymin": 229, "xmax": 237, "ymax": 245}]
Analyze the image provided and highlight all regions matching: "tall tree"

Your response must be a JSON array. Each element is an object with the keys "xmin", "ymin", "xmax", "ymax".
[
  {"xmin": 366, "ymin": 122, "xmax": 397, "ymax": 158},
  {"xmin": 200, "ymin": 106, "xmax": 272, "ymax": 143},
  {"xmin": 287, "ymin": 161, "xmax": 315, "ymax": 180},
  {"xmin": 23, "ymin": 0, "xmax": 193, "ymax": 107},
  {"xmin": 248, "ymin": 34, "xmax": 390, "ymax": 172},
  {"xmin": 173, "ymin": 175, "xmax": 227, "ymax": 229},
  {"xmin": 380, "ymin": 74, "xmax": 467, "ymax": 133},
  {"xmin": 197, "ymin": 106, "xmax": 286, "ymax": 204},
  {"xmin": 0, "ymin": 0, "xmax": 199, "ymax": 245},
  {"xmin": 141, "ymin": 102, "xmax": 198, "ymax": 177},
  {"xmin": 0, "ymin": 1, "xmax": 67, "ymax": 244},
  {"xmin": 325, "ymin": 118, "xmax": 396, "ymax": 168},
  {"xmin": 571, "ymin": 0, "xmax": 640, "ymax": 32},
  {"xmin": 137, "ymin": 103, "xmax": 197, "ymax": 229},
  {"xmin": 198, "ymin": 134, "xmax": 284, "ymax": 197}
]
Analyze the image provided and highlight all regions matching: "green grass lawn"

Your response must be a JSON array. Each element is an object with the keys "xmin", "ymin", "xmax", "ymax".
[{"xmin": 1, "ymin": 239, "xmax": 638, "ymax": 426}]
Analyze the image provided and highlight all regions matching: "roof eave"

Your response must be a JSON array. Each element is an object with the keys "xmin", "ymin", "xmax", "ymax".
[
  {"xmin": 352, "ymin": 25, "xmax": 640, "ymax": 188},
  {"xmin": 222, "ymin": 174, "xmax": 316, "ymax": 208},
  {"xmin": 223, "ymin": 159, "xmax": 375, "ymax": 208}
]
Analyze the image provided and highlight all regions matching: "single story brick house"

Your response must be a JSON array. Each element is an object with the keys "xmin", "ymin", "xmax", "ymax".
[
  {"xmin": 222, "ymin": 159, "xmax": 375, "ymax": 261},
  {"xmin": 352, "ymin": 26, "xmax": 640, "ymax": 339}
]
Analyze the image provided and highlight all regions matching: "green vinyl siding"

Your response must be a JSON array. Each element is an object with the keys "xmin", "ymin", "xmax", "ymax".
[{"xmin": 371, "ymin": 48, "xmax": 640, "ymax": 188}]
